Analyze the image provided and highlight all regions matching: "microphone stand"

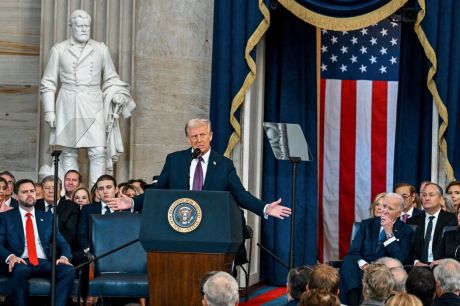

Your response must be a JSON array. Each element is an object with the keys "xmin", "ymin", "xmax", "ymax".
[{"xmin": 50, "ymin": 150, "xmax": 61, "ymax": 306}]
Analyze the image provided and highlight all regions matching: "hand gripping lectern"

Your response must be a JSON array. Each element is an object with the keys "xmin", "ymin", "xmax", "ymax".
[{"xmin": 139, "ymin": 189, "xmax": 243, "ymax": 306}]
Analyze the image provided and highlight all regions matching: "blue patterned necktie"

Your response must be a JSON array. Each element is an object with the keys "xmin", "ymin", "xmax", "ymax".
[{"xmin": 192, "ymin": 157, "xmax": 203, "ymax": 191}]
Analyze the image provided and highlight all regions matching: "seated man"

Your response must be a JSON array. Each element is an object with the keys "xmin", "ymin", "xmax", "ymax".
[
  {"xmin": 406, "ymin": 267, "xmax": 436, "ymax": 306},
  {"xmin": 432, "ymin": 258, "xmax": 460, "ymax": 306},
  {"xmin": 285, "ymin": 266, "xmax": 312, "ymax": 305},
  {"xmin": 361, "ymin": 263, "xmax": 394, "ymax": 306},
  {"xmin": 0, "ymin": 179, "xmax": 74, "ymax": 306},
  {"xmin": 202, "ymin": 271, "xmax": 239, "ymax": 306},
  {"xmin": 307, "ymin": 264, "xmax": 340, "ymax": 296},
  {"xmin": 339, "ymin": 193, "xmax": 414, "ymax": 306}
]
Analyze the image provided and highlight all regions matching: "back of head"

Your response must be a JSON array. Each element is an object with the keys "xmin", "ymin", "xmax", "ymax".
[
  {"xmin": 307, "ymin": 264, "xmax": 340, "ymax": 294},
  {"xmin": 362, "ymin": 263, "xmax": 394, "ymax": 302},
  {"xmin": 406, "ymin": 267, "xmax": 436, "ymax": 306},
  {"xmin": 203, "ymin": 271, "xmax": 239, "ymax": 306},
  {"xmin": 376, "ymin": 257, "xmax": 403, "ymax": 269},
  {"xmin": 385, "ymin": 292, "xmax": 423, "ymax": 306},
  {"xmin": 390, "ymin": 267, "xmax": 408, "ymax": 292},
  {"xmin": 287, "ymin": 266, "xmax": 313, "ymax": 300},
  {"xmin": 433, "ymin": 258, "xmax": 460, "ymax": 295},
  {"xmin": 299, "ymin": 289, "xmax": 340, "ymax": 306}
]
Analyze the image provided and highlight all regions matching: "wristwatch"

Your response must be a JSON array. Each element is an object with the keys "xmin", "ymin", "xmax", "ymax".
[{"xmin": 386, "ymin": 232, "xmax": 395, "ymax": 239}]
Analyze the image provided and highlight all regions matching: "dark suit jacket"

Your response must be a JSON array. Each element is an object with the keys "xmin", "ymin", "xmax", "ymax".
[
  {"xmin": 339, "ymin": 217, "xmax": 414, "ymax": 297},
  {"xmin": 35, "ymin": 199, "xmax": 80, "ymax": 251},
  {"xmin": 8, "ymin": 198, "xmax": 18, "ymax": 209},
  {"xmin": 0, "ymin": 208, "xmax": 71, "ymax": 263},
  {"xmin": 77, "ymin": 202, "xmax": 103, "ymax": 251},
  {"xmin": 133, "ymin": 149, "xmax": 266, "ymax": 216},
  {"xmin": 411, "ymin": 207, "xmax": 423, "ymax": 218},
  {"xmin": 440, "ymin": 227, "xmax": 460, "ymax": 260},
  {"xmin": 432, "ymin": 293, "xmax": 460, "ymax": 306},
  {"xmin": 407, "ymin": 209, "xmax": 458, "ymax": 262}
]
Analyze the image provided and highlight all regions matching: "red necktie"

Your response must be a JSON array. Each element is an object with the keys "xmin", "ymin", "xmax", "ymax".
[{"xmin": 25, "ymin": 213, "xmax": 39, "ymax": 266}]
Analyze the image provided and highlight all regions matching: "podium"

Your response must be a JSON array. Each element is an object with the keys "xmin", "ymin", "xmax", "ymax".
[{"xmin": 139, "ymin": 189, "xmax": 243, "ymax": 306}]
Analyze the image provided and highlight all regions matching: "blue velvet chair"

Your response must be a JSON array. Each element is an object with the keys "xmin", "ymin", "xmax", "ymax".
[{"xmin": 86, "ymin": 212, "xmax": 148, "ymax": 305}]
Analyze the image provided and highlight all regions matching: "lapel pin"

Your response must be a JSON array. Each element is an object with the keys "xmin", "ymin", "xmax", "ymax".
[
  {"xmin": 213, "ymin": 161, "xmax": 216, "ymax": 166},
  {"xmin": 40, "ymin": 219, "xmax": 44, "ymax": 222}
]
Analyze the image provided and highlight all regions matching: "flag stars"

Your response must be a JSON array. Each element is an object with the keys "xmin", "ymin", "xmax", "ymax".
[
  {"xmin": 369, "ymin": 56, "xmax": 377, "ymax": 64},
  {"xmin": 360, "ymin": 46, "xmax": 368, "ymax": 54},
  {"xmin": 350, "ymin": 36, "xmax": 358, "ymax": 45},
  {"xmin": 380, "ymin": 28, "xmax": 388, "ymax": 36},
  {"xmin": 321, "ymin": 63, "xmax": 328, "ymax": 71},
  {"xmin": 379, "ymin": 65, "xmax": 388, "ymax": 73},
  {"xmin": 379, "ymin": 47, "xmax": 388, "ymax": 55},
  {"xmin": 342, "ymin": 31, "xmax": 349, "ymax": 35},
  {"xmin": 340, "ymin": 46, "xmax": 348, "ymax": 54},
  {"xmin": 330, "ymin": 54, "xmax": 338, "ymax": 62},
  {"xmin": 360, "ymin": 28, "xmax": 368, "ymax": 35},
  {"xmin": 370, "ymin": 37, "xmax": 378, "ymax": 45},
  {"xmin": 390, "ymin": 56, "xmax": 397, "ymax": 64},
  {"xmin": 340, "ymin": 64, "xmax": 347, "ymax": 72},
  {"xmin": 331, "ymin": 36, "xmax": 338, "ymax": 44},
  {"xmin": 359, "ymin": 65, "xmax": 367, "ymax": 73},
  {"xmin": 322, "ymin": 29, "xmax": 328, "ymax": 34},
  {"xmin": 390, "ymin": 21, "xmax": 398, "ymax": 27},
  {"xmin": 321, "ymin": 45, "xmax": 328, "ymax": 53},
  {"xmin": 350, "ymin": 55, "xmax": 358, "ymax": 63},
  {"xmin": 390, "ymin": 37, "xmax": 398, "ymax": 46}
]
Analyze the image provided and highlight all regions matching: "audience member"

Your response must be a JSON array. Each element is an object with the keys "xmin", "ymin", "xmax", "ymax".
[
  {"xmin": 127, "ymin": 179, "xmax": 147, "ymax": 194},
  {"xmin": 0, "ymin": 179, "xmax": 74, "ymax": 306},
  {"xmin": 299, "ymin": 289, "xmax": 341, "ymax": 306},
  {"xmin": 446, "ymin": 181, "xmax": 460, "ymax": 211},
  {"xmin": 394, "ymin": 183, "xmax": 423, "ymax": 222},
  {"xmin": 440, "ymin": 195, "xmax": 456, "ymax": 213},
  {"xmin": 202, "ymin": 271, "xmax": 239, "ymax": 306},
  {"xmin": 286, "ymin": 265, "xmax": 312, "ymax": 305},
  {"xmin": 385, "ymin": 292, "xmax": 422, "ymax": 306},
  {"xmin": 340, "ymin": 193, "xmax": 413, "ymax": 306},
  {"xmin": 390, "ymin": 267, "xmax": 407, "ymax": 293},
  {"xmin": 120, "ymin": 184, "xmax": 139, "ymax": 198},
  {"xmin": 405, "ymin": 267, "xmax": 436, "ymax": 306},
  {"xmin": 200, "ymin": 271, "xmax": 218, "ymax": 296},
  {"xmin": 0, "ymin": 171, "xmax": 18, "ymax": 208},
  {"xmin": 308, "ymin": 264, "xmax": 340, "ymax": 295},
  {"xmin": 432, "ymin": 258, "xmax": 460, "ymax": 306},
  {"xmin": 438, "ymin": 205, "xmax": 460, "ymax": 261},
  {"xmin": 72, "ymin": 186, "xmax": 92, "ymax": 209},
  {"xmin": 0, "ymin": 177, "xmax": 12, "ymax": 213},
  {"xmin": 375, "ymin": 257, "xmax": 403, "ymax": 269},
  {"xmin": 90, "ymin": 183, "xmax": 100, "ymax": 203},
  {"xmin": 408, "ymin": 183, "xmax": 457, "ymax": 266},
  {"xmin": 34, "ymin": 182, "xmax": 44, "ymax": 200},
  {"xmin": 64, "ymin": 170, "xmax": 81, "ymax": 200},
  {"xmin": 36, "ymin": 176, "xmax": 80, "ymax": 251},
  {"xmin": 361, "ymin": 263, "xmax": 394, "ymax": 306},
  {"xmin": 419, "ymin": 181, "xmax": 431, "ymax": 206},
  {"xmin": 370, "ymin": 193, "xmax": 386, "ymax": 218}
]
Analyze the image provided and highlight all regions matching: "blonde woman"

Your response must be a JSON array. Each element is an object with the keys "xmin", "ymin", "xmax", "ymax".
[
  {"xmin": 369, "ymin": 192, "xmax": 386, "ymax": 217},
  {"xmin": 385, "ymin": 292, "xmax": 422, "ymax": 306}
]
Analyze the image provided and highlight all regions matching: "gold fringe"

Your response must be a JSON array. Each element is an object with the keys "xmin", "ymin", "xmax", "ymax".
[
  {"xmin": 277, "ymin": 0, "xmax": 408, "ymax": 31},
  {"xmin": 414, "ymin": 0, "xmax": 455, "ymax": 181},
  {"xmin": 224, "ymin": 0, "xmax": 271, "ymax": 158}
]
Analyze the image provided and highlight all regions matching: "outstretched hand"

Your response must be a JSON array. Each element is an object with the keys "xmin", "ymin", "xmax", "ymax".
[
  {"xmin": 265, "ymin": 198, "xmax": 291, "ymax": 219},
  {"xmin": 107, "ymin": 193, "xmax": 133, "ymax": 211}
]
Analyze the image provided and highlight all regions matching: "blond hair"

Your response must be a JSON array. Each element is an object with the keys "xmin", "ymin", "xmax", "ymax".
[{"xmin": 385, "ymin": 292, "xmax": 422, "ymax": 306}]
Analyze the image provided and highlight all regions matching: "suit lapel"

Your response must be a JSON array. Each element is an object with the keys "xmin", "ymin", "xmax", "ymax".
[
  {"xmin": 78, "ymin": 40, "xmax": 94, "ymax": 64},
  {"xmin": 13, "ymin": 210, "xmax": 25, "ymax": 246},
  {"xmin": 34, "ymin": 210, "xmax": 47, "ymax": 244},
  {"xmin": 202, "ymin": 150, "xmax": 218, "ymax": 190},
  {"xmin": 372, "ymin": 218, "xmax": 381, "ymax": 249}
]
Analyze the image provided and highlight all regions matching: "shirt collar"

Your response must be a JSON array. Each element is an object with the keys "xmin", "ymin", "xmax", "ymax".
[
  {"xmin": 426, "ymin": 208, "xmax": 441, "ymax": 219},
  {"xmin": 19, "ymin": 206, "xmax": 35, "ymax": 217}
]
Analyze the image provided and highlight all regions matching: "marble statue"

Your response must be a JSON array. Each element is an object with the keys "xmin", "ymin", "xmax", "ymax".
[{"xmin": 40, "ymin": 9, "xmax": 135, "ymax": 185}]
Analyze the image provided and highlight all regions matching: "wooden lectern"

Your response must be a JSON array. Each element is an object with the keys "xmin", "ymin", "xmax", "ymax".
[{"xmin": 139, "ymin": 190, "xmax": 243, "ymax": 306}]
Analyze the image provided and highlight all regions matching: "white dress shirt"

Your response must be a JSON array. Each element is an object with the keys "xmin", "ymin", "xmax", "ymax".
[{"xmin": 189, "ymin": 149, "xmax": 210, "ymax": 190}]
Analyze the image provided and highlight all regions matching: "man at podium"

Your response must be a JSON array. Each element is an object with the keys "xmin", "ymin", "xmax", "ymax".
[{"xmin": 109, "ymin": 118, "xmax": 291, "ymax": 220}]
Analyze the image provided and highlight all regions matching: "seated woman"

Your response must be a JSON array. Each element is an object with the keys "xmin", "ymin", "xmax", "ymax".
[
  {"xmin": 0, "ymin": 177, "xmax": 12, "ymax": 212},
  {"xmin": 72, "ymin": 186, "xmax": 92, "ymax": 209},
  {"xmin": 446, "ymin": 181, "xmax": 460, "ymax": 211},
  {"xmin": 439, "ymin": 205, "xmax": 460, "ymax": 261},
  {"xmin": 369, "ymin": 192, "xmax": 386, "ymax": 217}
]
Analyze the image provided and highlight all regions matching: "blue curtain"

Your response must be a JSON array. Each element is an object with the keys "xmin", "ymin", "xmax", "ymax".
[
  {"xmin": 260, "ymin": 6, "xmax": 318, "ymax": 285},
  {"xmin": 418, "ymin": 0, "xmax": 460, "ymax": 179},
  {"xmin": 393, "ymin": 21, "xmax": 433, "ymax": 186}
]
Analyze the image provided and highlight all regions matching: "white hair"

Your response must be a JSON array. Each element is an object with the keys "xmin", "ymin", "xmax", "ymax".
[
  {"xmin": 185, "ymin": 118, "xmax": 211, "ymax": 136},
  {"xmin": 203, "ymin": 271, "xmax": 239, "ymax": 306},
  {"xmin": 433, "ymin": 258, "xmax": 460, "ymax": 293},
  {"xmin": 384, "ymin": 192, "xmax": 405, "ymax": 211}
]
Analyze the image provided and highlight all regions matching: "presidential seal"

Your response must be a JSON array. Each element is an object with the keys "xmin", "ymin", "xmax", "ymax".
[{"xmin": 167, "ymin": 198, "xmax": 202, "ymax": 233}]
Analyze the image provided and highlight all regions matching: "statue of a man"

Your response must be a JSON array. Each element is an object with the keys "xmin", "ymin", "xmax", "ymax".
[{"xmin": 40, "ymin": 9, "xmax": 135, "ymax": 185}]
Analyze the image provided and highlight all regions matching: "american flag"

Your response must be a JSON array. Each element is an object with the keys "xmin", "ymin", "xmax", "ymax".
[{"xmin": 318, "ymin": 19, "xmax": 401, "ymax": 262}]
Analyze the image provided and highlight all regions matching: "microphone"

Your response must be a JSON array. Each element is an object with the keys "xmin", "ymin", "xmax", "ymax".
[{"xmin": 191, "ymin": 148, "xmax": 201, "ymax": 159}]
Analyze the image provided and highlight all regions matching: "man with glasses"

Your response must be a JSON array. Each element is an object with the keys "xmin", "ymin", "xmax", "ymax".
[
  {"xmin": 408, "ymin": 182, "xmax": 457, "ymax": 267},
  {"xmin": 0, "ymin": 171, "xmax": 18, "ymax": 208},
  {"xmin": 394, "ymin": 182, "xmax": 423, "ymax": 222}
]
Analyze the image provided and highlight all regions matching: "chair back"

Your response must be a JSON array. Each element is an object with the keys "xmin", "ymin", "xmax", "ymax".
[
  {"xmin": 442, "ymin": 225, "xmax": 458, "ymax": 238},
  {"xmin": 350, "ymin": 221, "xmax": 361, "ymax": 243},
  {"xmin": 90, "ymin": 212, "xmax": 146, "ymax": 275}
]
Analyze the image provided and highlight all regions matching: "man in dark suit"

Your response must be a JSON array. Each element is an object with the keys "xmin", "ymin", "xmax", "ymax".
[
  {"xmin": 432, "ymin": 259, "xmax": 460, "ymax": 306},
  {"xmin": 109, "ymin": 118, "xmax": 291, "ymax": 219},
  {"xmin": 0, "ymin": 171, "xmax": 18, "ymax": 209},
  {"xmin": 394, "ymin": 182, "xmax": 423, "ymax": 222},
  {"xmin": 408, "ymin": 182, "xmax": 458, "ymax": 267},
  {"xmin": 0, "ymin": 179, "xmax": 74, "ymax": 306},
  {"xmin": 35, "ymin": 176, "xmax": 80, "ymax": 252},
  {"xmin": 77, "ymin": 174, "xmax": 122, "ymax": 252},
  {"xmin": 339, "ymin": 193, "xmax": 414, "ymax": 306}
]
